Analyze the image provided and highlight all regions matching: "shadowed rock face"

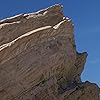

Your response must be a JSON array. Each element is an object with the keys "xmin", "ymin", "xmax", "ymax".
[{"xmin": 0, "ymin": 4, "xmax": 100, "ymax": 100}]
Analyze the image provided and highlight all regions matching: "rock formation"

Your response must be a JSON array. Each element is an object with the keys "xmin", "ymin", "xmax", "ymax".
[{"xmin": 0, "ymin": 4, "xmax": 100, "ymax": 100}]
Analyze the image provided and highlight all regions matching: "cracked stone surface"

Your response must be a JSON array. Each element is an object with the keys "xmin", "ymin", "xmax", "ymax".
[{"xmin": 0, "ymin": 4, "xmax": 100, "ymax": 100}]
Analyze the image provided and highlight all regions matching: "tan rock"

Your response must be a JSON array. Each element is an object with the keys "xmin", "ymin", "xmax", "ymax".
[{"xmin": 0, "ymin": 4, "xmax": 100, "ymax": 100}]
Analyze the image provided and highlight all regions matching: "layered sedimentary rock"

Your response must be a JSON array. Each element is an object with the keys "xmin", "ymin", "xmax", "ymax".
[{"xmin": 0, "ymin": 4, "xmax": 100, "ymax": 100}]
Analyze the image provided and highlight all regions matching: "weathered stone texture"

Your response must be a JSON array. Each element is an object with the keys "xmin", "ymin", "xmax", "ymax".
[{"xmin": 0, "ymin": 4, "xmax": 100, "ymax": 100}]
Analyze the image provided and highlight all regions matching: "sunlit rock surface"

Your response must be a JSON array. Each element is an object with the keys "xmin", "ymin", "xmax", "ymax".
[{"xmin": 0, "ymin": 4, "xmax": 100, "ymax": 100}]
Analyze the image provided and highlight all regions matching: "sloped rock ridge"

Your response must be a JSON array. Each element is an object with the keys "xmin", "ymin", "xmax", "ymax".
[{"xmin": 0, "ymin": 4, "xmax": 100, "ymax": 100}]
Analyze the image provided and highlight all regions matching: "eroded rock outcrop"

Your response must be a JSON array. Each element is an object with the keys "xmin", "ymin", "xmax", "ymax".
[{"xmin": 0, "ymin": 4, "xmax": 100, "ymax": 100}]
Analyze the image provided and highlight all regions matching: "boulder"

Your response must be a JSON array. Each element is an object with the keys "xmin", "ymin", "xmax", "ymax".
[{"xmin": 0, "ymin": 4, "xmax": 100, "ymax": 100}]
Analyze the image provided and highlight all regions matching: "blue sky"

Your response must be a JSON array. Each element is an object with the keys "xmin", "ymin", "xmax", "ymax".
[{"xmin": 0, "ymin": 0, "xmax": 100, "ymax": 87}]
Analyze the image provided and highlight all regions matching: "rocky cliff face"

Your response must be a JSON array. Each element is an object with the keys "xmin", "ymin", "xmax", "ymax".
[{"xmin": 0, "ymin": 4, "xmax": 100, "ymax": 100}]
